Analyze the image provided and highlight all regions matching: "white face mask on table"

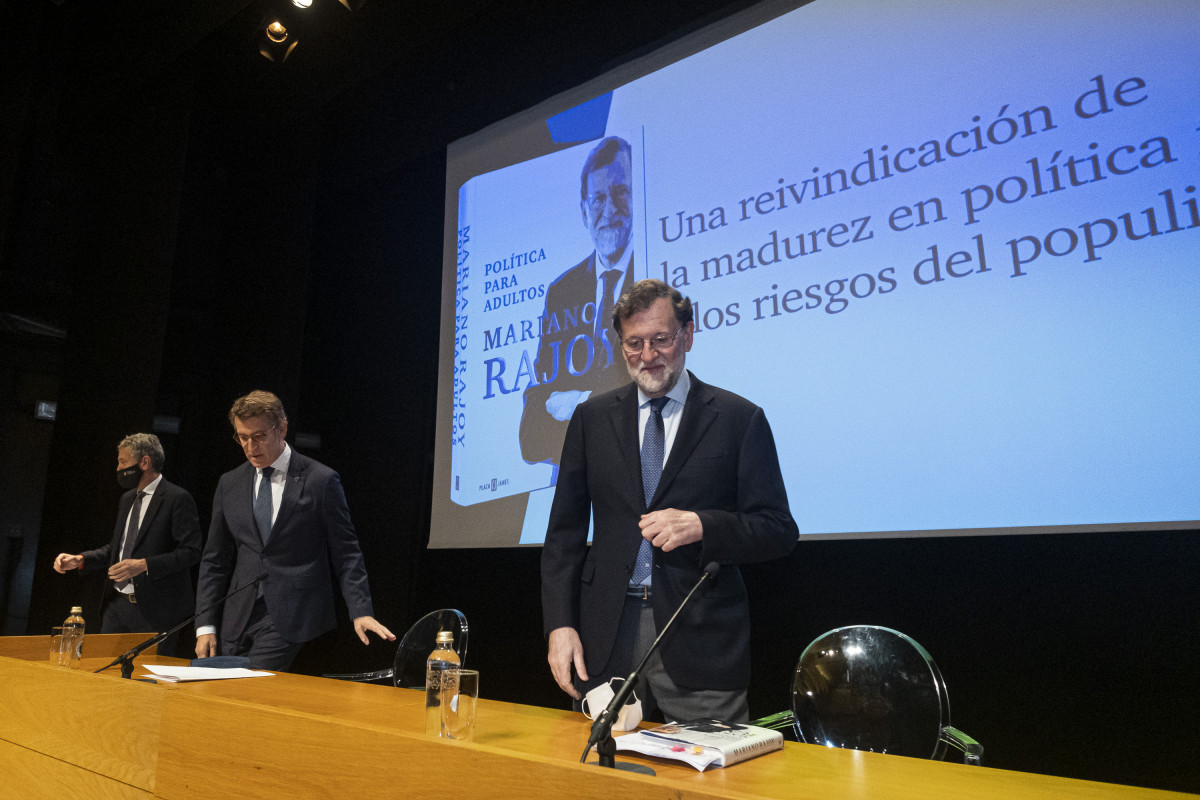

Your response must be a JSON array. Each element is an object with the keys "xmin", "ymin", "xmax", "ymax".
[{"xmin": 582, "ymin": 678, "xmax": 643, "ymax": 731}]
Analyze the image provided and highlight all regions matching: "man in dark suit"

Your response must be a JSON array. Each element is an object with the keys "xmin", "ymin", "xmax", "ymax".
[
  {"xmin": 542, "ymin": 279, "xmax": 797, "ymax": 722},
  {"xmin": 519, "ymin": 136, "xmax": 636, "ymax": 465},
  {"xmin": 194, "ymin": 390, "xmax": 394, "ymax": 670},
  {"xmin": 53, "ymin": 433, "xmax": 202, "ymax": 657}
]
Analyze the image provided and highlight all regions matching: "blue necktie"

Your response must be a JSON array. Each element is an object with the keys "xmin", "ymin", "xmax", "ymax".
[
  {"xmin": 255, "ymin": 466, "xmax": 275, "ymax": 544},
  {"xmin": 632, "ymin": 397, "xmax": 669, "ymax": 586}
]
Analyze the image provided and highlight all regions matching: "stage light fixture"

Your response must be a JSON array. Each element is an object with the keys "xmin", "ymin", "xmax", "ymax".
[
  {"xmin": 256, "ymin": 17, "xmax": 298, "ymax": 62},
  {"xmin": 255, "ymin": 0, "xmax": 365, "ymax": 62}
]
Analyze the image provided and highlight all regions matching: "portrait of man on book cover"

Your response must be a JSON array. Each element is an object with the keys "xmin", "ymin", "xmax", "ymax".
[{"xmin": 518, "ymin": 135, "xmax": 638, "ymax": 468}]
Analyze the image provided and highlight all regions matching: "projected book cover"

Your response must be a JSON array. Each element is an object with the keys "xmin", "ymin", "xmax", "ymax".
[{"xmin": 452, "ymin": 134, "xmax": 644, "ymax": 507}]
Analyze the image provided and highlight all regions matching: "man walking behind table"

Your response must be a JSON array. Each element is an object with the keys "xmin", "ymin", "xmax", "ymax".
[
  {"xmin": 53, "ymin": 433, "xmax": 202, "ymax": 657},
  {"xmin": 194, "ymin": 390, "xmax": 394, "ymax": 670}
]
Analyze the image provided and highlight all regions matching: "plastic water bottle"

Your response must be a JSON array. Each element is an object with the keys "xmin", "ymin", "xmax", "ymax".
[
  {"xmin": 63, "ymin": 606, "xmax": 86, "ymax": 669},
  {"xmin": 424, "ymin": 630, "xmax": 460, "ymax": 736}
]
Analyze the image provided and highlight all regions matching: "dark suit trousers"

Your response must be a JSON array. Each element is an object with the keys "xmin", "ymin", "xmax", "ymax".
[
  {"xmin": 223, "ymin": 596, "xmax": 305, "ymax": 671},
  {"xmin": 100, "ymin": 590, "xmax": 184, "ymax": 659},
  {"xmin": 588, "ymin": 596, "xmax": 749, "ymax": 723}
]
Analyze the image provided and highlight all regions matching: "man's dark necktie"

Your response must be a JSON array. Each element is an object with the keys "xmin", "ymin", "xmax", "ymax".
[
  {"xmin": 255, "ymin": 466, "xmax": 275, "ymax": 544},
  {"xmin": 115, "ymin": 490, "xmax": 146, "ymax": 590},
  {"xmin": 632, "ymin": 397, "xmax": 669, "ymax": 585},
  {"xmin": 596, "ymin": 267, "xmax": 623, "ymax": 364}
]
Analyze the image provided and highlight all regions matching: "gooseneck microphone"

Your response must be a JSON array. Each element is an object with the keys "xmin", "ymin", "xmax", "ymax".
[
  {"xmin": 94, "ymin": 574, "xmax": 268, "ymax": 679},
  {"xmin": 581, "ymin": 561, "xmax": 721, "ymax": 770}
]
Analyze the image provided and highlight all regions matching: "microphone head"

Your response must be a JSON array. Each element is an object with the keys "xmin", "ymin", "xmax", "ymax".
[{"xmin": 703, "ymin": 561, "xmax": 720, "ymax": 579}]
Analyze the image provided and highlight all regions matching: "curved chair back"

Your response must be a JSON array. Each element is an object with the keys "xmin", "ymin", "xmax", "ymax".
[
  {"xmin": 392, "ymin": 608, "xmax": 469, "ymax": 689},
  {"xmin": 755, "ymin": 625, "xmax": 982, "ymax": 764},
  {"xmin": 324, "ymin": 608, "xmax": 468, "ymax": 687}
]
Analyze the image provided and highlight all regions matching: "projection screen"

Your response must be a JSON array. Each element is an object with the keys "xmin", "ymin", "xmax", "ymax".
[{"xmin": 432, "ymin": 0, "xmax": 1200, "ymax": 548}]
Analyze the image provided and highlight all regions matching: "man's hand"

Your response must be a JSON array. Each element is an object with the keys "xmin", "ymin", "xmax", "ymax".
[
  {"xmin": 107, "ymin": 558, "xmax": 148, "ymax": 582},
  {"xmin": 53, "ymin": 553, "xmax": 83, "ymax": 573},
  {"xmin": 545, "ymin": 390, "xmax": 591, "ymax": 421},
  {"xmin": 639, "ymin": 508, "xmax": 703, "ymax": 552},
  {"xmin": 195, "ymin": 633, "xmax": 218, "ymax": 659},
  {"xmin": 547, "ymin": 626, "xmax": 588, "ymax": 699},
  {"xmin": 353, "ymin": 616, "xmax": 396, "ymax": 645}
]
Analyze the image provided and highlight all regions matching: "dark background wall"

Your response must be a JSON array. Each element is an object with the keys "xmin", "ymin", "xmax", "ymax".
[{"xmin": 0, "ymin": 1, "xmax": 1195, "ymax": 793}]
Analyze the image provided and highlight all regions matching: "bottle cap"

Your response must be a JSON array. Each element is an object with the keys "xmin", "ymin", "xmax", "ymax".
[
  {"xmin": 435, "ymin": 630, "xmax": 454, "ymax": 644},
  {"xmin": 70, "ymin": 606, "xmax": 83, "ymax": 614}
]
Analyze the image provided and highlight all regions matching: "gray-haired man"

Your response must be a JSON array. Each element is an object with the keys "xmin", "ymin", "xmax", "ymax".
[{"xmin": 53, "ymin": 433, "xmax": 203, "ymax": 657}]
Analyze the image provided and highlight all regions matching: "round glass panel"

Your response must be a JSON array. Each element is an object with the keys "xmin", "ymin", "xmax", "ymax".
[{"xmin": 791, "ymin": 625, "xmax": 948, "ymax": 759}]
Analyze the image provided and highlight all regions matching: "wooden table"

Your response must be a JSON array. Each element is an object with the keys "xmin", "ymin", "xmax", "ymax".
[{"xmin": 0, "ymin": 636, "xmax": 1191, "ymax": 800}]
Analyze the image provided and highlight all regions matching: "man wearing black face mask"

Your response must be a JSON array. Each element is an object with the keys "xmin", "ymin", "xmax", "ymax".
[{"xmin": 52, "ymin": 433, "xmax": 202, "ymax": 657}]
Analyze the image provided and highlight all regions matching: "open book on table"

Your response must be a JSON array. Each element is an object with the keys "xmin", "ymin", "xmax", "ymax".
[{"xmin": 614, "ymin": 719, "xmax": 784, "ymax": 772}]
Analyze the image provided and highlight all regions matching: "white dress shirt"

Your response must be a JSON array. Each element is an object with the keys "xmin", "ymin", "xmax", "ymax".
[
  {"xmin": 116, "ymin": 474, "xmax": 163, "ymax": 594},
  {"xmin": 632, "ymin": 369, "xmax": 692, "ymax": 589}
]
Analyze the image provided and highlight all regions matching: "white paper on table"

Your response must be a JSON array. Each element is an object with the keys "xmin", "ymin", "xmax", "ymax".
[{"xmin": 138, "ymin": 665, "xmax": 275, "ymax": 682}]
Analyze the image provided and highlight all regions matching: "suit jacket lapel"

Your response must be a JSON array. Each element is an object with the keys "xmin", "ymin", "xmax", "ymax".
[
  {"xmin": 273, "ymin": 453, "xmax": 308, "ymax": 540},
  {"xmin": 653, "ymin": 373, "xmax": 717, "ymax": 505},
  {"xmin": 133, "ymin": 485, "xmax": 166, "ymax": 551},
  {"xmin": 112, "ymin": 491, "xmax": 136, "ymax": 560},
  {"xmin": 605, "ymin": 384, "xmax": 644, "ymax": 507},
  {"xmin": 228, "ymin": 463, "xmax": 261, "ymax": 549}
]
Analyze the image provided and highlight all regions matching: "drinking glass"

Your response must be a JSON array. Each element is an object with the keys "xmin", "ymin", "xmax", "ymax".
[
  {"xmin": 49, "ymin": 626, "xmax": 69, "ymax": 668},
  {"xmin": 440, "ymin": 668, "xmax": 479, "ymax": 741}
]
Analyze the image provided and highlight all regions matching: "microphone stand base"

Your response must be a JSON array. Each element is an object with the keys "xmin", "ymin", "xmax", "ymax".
[
  {"xmin": 588, "ymin": 733, "xmax": 654, "ymax": 775},
  {"xmin": 586, "ymin": 760, "xmax": 655, "ymax": 776}
]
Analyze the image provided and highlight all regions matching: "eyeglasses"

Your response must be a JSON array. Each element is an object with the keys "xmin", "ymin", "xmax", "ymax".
[
  {"xmin": 620, "ymin": 325, "xmax": 684, "ymax": 355},
  {"xmin": 233, "ymin": 425, "xmax": 277, "ymax": 447},
  {"xmin": 585, "ymin": 184, "xmax": 632, "ymax": 213}
]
